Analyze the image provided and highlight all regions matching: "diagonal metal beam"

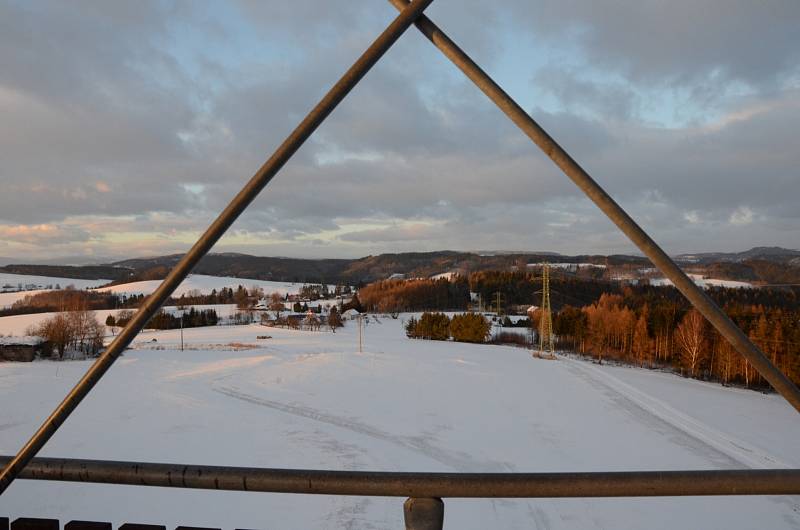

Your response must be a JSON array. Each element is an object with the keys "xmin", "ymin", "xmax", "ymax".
[
  {"xmin": 387, "ymin": 0, "xmax": 800, "ymax": 414},
  {"xmin": 0, "ymin": 0, "xmax": 435, "ymax": 497}
]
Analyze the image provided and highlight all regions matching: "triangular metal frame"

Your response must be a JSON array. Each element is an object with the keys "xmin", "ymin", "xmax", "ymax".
[{"xmin": 2, "ymin": 0, "xmax": 799, "ymax": 511}]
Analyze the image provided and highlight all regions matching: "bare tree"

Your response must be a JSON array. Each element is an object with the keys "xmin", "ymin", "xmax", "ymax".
[
  {"xmin": 29, "ymin": 309, "xmax": 104, "ymax": 359},
  {"xmin": 30, "ymin": 313, "xmax": 73, "ymax": 359},
  {"xmin": 631, "ymin": 313, "xmax": 651, "ymax": 367},
  {"xmin": 675, "ymin": 309, "xmax": 707, "ymax": 377}
]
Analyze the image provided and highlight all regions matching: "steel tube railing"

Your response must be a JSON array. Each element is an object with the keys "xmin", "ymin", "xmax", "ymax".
[
  {"xmin": 386, "ymin": 0, "xmax": 800, "ymax": 414},
  {"xmin": 0, "ymin": 0, "xmax": 434, "ymax": 497},
  {"xmin": 2, "ymin": 457, "xmax": 800, "ymax": 498}
]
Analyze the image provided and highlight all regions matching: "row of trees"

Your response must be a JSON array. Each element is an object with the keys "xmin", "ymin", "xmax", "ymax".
[
  {"xmin": 405, "ymin": 312, "xmax": 491, "ymax": 343},
  {"xmin": 5, "ymin": 288, "xmax": 144, "ymax": 317},
  {"xmin": 107, "ymin": 308, "xmax": 219, "ymax": 331},
  {"xmin": 552, "ymin": 293, "xmax": 800, "ymax": 387}
]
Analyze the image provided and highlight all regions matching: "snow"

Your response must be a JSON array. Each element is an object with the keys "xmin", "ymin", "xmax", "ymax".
[
  {"xmin": 528, "ymin": 262, "xmax": 607, "ymax": 270},
  {"xmin": 0, "ymin": 336, "xmax": 42, "ymax": 346},
  {"xmin": 430, "ymin": 271, "xmax": 457, "ymax": 280},
  {"xmin": 0, "ymin": 305, "xmax": 246, "ymax": 337},
  {"xmin": 96, "ymin": 274, "xmax": 328, "ymax": 298},
  {"xmin": 0, "ymin": 272, "xmax": 110, "ymax": 292},
  {"xmin": 1, "ymin": 318, "xmax": 798, "ymax": 529},
  {"xmin": 0, "ymin": 273, "xmax": 111, "ymax": 309},
  {"xmin": 0, "ymin": 310, "xmax": 124, "ymax": 337},
  {"xmin": 650, "ymin": 274, "xmax": 753, "ymax": 289}
]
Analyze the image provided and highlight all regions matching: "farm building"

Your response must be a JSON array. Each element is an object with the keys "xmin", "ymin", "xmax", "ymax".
[{"xmin": 0, "ymin": 336, "xmax": 52, "ymax": 362}]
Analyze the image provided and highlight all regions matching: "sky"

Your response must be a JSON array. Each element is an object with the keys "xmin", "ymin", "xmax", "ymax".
[{"xmin": 1, "ymin": 0, "xmax": 799, "ymax": 263}]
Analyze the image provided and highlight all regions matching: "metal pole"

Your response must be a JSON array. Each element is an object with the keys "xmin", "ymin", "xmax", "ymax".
[
  {"xmin": 3, "ymin": 456, "xmax": 800, "ymax": 498},
  {"xmin": 387, "ymin": 0, "xmax": 800, "ymax": 414},
  {"xmin": 0, "ymin": 0, "xmax": 434, "ymax": 497},
  {"xmin": 404, "ymin": 498, "xmax": 444, "ymax": 530},
  {"xmin": 358, "ymin": 315, "xmax": 363, "ymax": 353}
]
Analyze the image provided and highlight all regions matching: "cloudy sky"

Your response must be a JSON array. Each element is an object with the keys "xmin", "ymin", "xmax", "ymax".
[{"xmin": 1, "ymin": 0, "xmax": 799, "ymax": 262}]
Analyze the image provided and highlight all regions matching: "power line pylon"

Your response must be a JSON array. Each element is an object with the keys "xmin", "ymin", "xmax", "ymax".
[
  {"xmin": 493, "ymin": 291, "xmax": 504, "ymax": 316},
  {"xmin": 539, "ymin": 263, "xmax": 554, "ymax": 355}
]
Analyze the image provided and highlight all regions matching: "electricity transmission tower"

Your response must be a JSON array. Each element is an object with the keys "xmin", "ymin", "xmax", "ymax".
[
  {"xmin": 539, "ymin": 263, "xmax": 554, "ymax": 354},
  {"xmin": 493, "ymin": 291, "xmax": 504, "ymax": 316}
]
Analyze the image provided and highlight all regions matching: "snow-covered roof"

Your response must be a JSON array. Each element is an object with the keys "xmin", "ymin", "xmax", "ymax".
[
  {"xmin": 0, "ymin": 336, "xmax": 44, "ymax": 346},
  {"xmin": 343, "ymin": 308, "xmax": 360, "ymax": 316}
]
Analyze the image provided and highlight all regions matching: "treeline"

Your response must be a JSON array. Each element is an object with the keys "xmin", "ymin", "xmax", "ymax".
[
  {"xmin": 469, "ymin": 270, "xmax": 617, "ymax": 309},
  {"xmin": 4, "ymin": 288, "xmax": 145, "ymax": 316},
  {"xmin": 357, "ymin": 270, "xmax": 800, "ymax": 320},
  {"xmin": 405, "ymin": 312, "xmax": 491, "ymax": 343},
  {"xmin": 3, "ymin": 285, "xmax": 259, "ymax": 317},
  {"xmin": 552, "ymin": 292, "xmax": 800, "ymax": 387},
  {"xmin": 359, "ymin": 278, "xmax": 470, "ymax": 312},
  {"xmin": 108, "ymin": 308, "xmax": 219, "ymax": 331}
]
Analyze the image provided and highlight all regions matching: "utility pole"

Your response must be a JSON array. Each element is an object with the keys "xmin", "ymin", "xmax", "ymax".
[
  {"xmin": 180, "ymin": 309, "xmax": 185, "ymax": 352},
  {"xmin": 358, "ymin": 314, "xmax": 363, "ymax": 353},
  {"xmin": 539, "ymin": 263, "xmax": 554, "ymax": 355}
]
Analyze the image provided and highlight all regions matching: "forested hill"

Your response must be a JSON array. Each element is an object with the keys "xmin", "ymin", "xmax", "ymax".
[
  {"xmin": 1, "ymin": 246, "xmax": 798, "ymax": 286},
  {"xmin": 108, "ymin": 251, "xmax": 626, "ymax": 285}
]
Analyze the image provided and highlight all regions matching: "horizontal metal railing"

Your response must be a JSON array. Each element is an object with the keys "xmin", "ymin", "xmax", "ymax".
[{"xmin": 4, "ymin": 457, "xmax": 800, "ymax": 498}]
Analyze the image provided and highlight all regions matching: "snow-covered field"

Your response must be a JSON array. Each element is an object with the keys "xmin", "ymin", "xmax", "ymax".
[
  {"xmin": 96, "ymin": 275, "xmax": 332, "ymax": 298},
  {"xmin": 0, "ymin": 273, "xmax": 111, "ymax": 308},
  {"xmin": 1, "ymin": 318, "xmax": 799, "ymax": 529},
  {"xmin": 651, "ymin": 274, "xmax": 753, "ymax": 289},
  {"xmin": 0, "ymin": 273, "xmax": 110, "ymax": 292},
  {"xmin": 0, "ymin": 305, "xmax": 244, "ymax": 337}
]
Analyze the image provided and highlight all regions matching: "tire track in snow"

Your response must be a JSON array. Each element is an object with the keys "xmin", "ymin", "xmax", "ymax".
[
  {"xmin": 563, "ymin": 357, "xmax": 790, "ymax": 469},
  {"xmin": 213, "ymin": 384, "xmax": 505, "ymax": 472}
]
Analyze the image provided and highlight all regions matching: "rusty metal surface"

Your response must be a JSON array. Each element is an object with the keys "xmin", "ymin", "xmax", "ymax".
[
  {"xmin": 404, "ymin": 498, "xmax": 444, "ymax": 530},
  {"xmin": 386, "ymin": 0, "xmax": 800, "ymax": 415},
  {"xmin": 3, "ymin": 456, "xmax": 800, "ymax": 498},
  {"xmin": 0, "ymin": 0, "xmax": 434, "ymax": 497}
]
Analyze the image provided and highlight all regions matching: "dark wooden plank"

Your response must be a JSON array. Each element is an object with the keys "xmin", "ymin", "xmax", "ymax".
[
  {"xmin": 118, "ymin": 525, "xmax": 165, "ymax": 530},
  {"xmin": 1, "ymin": 517, "xmax": 9, "ymax": 530},
  {"xmin": 11, "ymin": 518, "xmax": 59, "ymax": 530},
  {"xmin": 65, "ymin": 522, "xmax": 112, "ymax": 530}
]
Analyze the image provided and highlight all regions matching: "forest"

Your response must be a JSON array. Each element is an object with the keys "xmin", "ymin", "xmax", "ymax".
[
  {"xmin": 550, "ymin": 292, "xmax": 800, "ymax": 387},
  {"xmin": 358, "ymin": 271, "xmax": 800, "ymax": 387}
]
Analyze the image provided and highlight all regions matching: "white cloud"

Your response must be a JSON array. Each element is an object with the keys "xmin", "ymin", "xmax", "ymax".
[{"xmin": 729, "ymin": 206, "xmax": 755, "ymax": 226}]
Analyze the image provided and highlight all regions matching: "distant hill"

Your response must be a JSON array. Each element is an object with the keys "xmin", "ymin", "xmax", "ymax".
[
  {"xmin": 676, "ymin": 247, "xmax": 800, "ymax": 264},
  {"xmin": 0, "ymin": 264, "xmax": 131, "ymax": 282},
  {"xmin": 1, "ymin": 247, "xmax": 798, "ymax": 286}
]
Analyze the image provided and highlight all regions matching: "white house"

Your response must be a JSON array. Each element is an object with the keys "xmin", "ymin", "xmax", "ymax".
[{"xmin": 342, "ymin": 308, "xmax": 361, "ymax": 320}]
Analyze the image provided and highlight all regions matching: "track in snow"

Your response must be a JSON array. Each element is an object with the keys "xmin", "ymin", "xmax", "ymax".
[
  {"xmin": 562, "ymin": 356, "xmax": 790, "ymax": 469},
  {"xmin": 213, "ymin": 384, "xmax": 507, "ymax": 472}
]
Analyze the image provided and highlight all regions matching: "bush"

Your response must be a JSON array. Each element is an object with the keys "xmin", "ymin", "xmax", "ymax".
[
  {"xmin": 449, "ymin": 313, "xmax": 491, "ymax": 343},
  {"xmin": 405, "ymin": 316, "xmax": 418, "ymax": 338},
  {"xmin": 406, "ymin": 312, "xmax": 450, "ymax": 340}
]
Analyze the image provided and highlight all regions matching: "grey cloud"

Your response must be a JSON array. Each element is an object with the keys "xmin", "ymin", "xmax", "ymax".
[
  {"xmin": 507, "ymin": 0, "xmax": 800, "ymax": 89},
  {"xmin": 0, "ymin": 1, "xmax": 798, "ymax": 260}
]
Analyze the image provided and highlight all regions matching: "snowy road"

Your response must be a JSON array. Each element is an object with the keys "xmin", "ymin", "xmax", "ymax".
[{"xmin": 1, "ymin": 319, "xmax": 799, "ymax": 529}]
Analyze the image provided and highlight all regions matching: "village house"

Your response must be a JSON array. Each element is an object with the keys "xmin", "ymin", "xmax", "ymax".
[{"xmin": 0, "ymin": 336, "xmax": 52, "ymax": 362}]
